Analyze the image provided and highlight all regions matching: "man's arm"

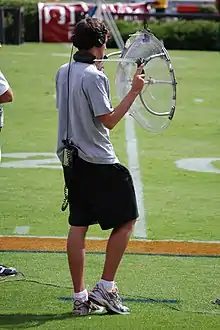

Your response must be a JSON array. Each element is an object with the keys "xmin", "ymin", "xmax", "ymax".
[
  {"xmin": 98, "ymin": 89, "xmax": 140, "ymax": 130},
  {"xmin": 0, "ymin": 71, "xmax": 13, "ymax": 103},
  {"xmin": 0, "ymin": 87, "xmax": 13, "ymax": 103},
  {"xmin": 84, "ymin": 64, "xmax": 145, "ymax": 130},
  {"xmin": 98, "ymin": 65, "xmax": 145, "ymax": 130}
]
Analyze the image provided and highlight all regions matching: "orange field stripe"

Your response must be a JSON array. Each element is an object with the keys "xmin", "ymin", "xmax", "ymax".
[{"xmin": 0, "ymin": 237, "xmax": 220, "ymax": 256}]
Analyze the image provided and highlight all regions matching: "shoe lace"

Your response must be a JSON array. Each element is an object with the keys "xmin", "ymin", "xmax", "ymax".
[
  {"xmin": 111, "ymin": 283, "xmax": 122, "ymax": 304},
  {"xmin": 112, "ymin": 282, "xmax": 119, "ymax": 293},
  {"xmin": 89, "ymin": 301, "xmax": 100, "ymax": 312}
]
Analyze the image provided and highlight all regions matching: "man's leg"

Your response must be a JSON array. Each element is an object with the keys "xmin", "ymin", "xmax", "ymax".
[
  {"xmin": 89, "ymin": 219, "xmax": 136, "ymax": 314},
  {"xmin": 67, "ymin": 226, "xmax": 88, "ymax": 294},
  {"xmin": 87, "ymin": 163, "xmax": 138, "ymax": 314},
  {"xmin": 102, "ymin": 219, "xmax": 136, "ymax": 281},
  {"xmin": 67, "ymin": 225, "xmax": 104, "ymax": 316}
]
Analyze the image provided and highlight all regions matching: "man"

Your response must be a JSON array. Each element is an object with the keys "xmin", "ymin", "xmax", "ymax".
[
  {"xmin": 0, "ymin": 70, "xmax": 17, "ymax": 277},
  {"xmin": 56, "ymin": 18, "xmax": 145, "ymax": 316},
  {"xmin": 0, "ymin": 71, "xmax": 13, "ymax": 104}
]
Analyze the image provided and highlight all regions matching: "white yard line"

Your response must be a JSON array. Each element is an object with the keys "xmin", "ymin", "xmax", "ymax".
[
  {"xmin": 171, "ymin": 57, "xmax": 189, "ymax": 61},
  {"xmin": 194, "ymin": 98, "xmax": 204, "ymax": 103},
  {"xmin": 7, "ymin": 52, "xmax": 69, "ymax": 57},
  {"xmin": 14, "ymin": 226, "xmax": 30, "ymax": 235},
  {"xmin": 1, "ymin": 235, "xmax": 220, "ymax": 244},
  {"xmin": 10, "ymin": 52, "xmax": 36, "ymax": 56},
  {"xmin": 51, "ymin": 53, "xmax": 70, "ymax": 57},
  {"xmin": 125, "ymin": 114, "xmax": 147, "ymax": 238}
]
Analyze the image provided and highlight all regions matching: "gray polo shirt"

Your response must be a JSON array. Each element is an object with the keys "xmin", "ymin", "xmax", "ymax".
[{"xmin": 56, "ymin": 62, "xmax": 119, "ymax": 164}]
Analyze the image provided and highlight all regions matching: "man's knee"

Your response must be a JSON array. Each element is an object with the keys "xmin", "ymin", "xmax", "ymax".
[{"xmin": 114, "ymin": 219, "xmax": 137, "ymax": 233}]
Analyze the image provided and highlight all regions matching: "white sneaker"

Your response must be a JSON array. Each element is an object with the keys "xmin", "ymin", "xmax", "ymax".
[
  {"xmin": 0, "ymin": 265, "xmax": 18, "ymax": 276},
  {"xmin": 212, "ymin": 298, "xmax": 220, "ymax": 305},
  {"xmin": 72, "ymin": 299, "xmax": 104, "ymax": 316},
  {"xmin": 89, "ymin": 283, "xmax": 130, "ymax": 315}
]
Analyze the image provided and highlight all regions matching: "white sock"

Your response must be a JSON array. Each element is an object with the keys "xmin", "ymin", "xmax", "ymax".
[
  {"xmin": 74, "ymin": 289, "xmax": 88, "ymax": 302},
  {"xmin": 99, "ymin": 279, "xmax": 114, "ymax": 292}
]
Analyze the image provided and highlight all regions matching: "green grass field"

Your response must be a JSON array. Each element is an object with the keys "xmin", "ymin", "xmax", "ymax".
[{"xmin": 1, "ymin": 43, "xmax": 220, "ymax": 329}]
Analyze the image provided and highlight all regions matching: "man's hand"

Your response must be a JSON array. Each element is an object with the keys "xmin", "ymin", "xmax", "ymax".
[{"xmin": 130, "ymin": 64, "xmax": 145, "ymax": 94}]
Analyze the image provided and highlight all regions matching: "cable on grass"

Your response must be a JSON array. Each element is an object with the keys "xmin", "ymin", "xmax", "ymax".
[
  {"xmin": 2, "ymin": 271, "xmax": 220, "ymax": 315},
  {"xmin": 0, "ymin": 270, "xmax": 72, "ymax": 289},
  {"xmin": 125, "ymin": 294, "xmax": 220, "ymax": 316}
]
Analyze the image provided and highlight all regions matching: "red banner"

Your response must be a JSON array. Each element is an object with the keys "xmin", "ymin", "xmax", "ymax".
[{"xmin": 38, "ymin": 2, "xmax": 150, "ymax": 42}]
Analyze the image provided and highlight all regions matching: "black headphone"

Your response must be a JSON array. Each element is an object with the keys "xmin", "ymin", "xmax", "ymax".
[{"xmin": 93, "ymin": 30, "xmax": 106, "ymax": 47}]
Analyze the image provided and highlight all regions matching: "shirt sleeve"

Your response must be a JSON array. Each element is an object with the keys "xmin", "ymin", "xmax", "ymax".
[
  {"xmin": 84, "ymin": 73, "xmax": 113, "ymax": 117},
  {"xmin": 0, "ymin": 71, "xmax": 9, "ymax": 96}
]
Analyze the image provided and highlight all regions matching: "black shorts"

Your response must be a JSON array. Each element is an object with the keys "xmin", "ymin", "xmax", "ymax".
[{"xmin": 63, "ymin": 155, "xmax": 139, "ymax": 230}]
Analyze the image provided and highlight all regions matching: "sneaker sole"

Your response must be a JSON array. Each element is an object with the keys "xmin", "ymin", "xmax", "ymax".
[
  {"xmin": 72, "ymin": 311, "xmax": 89, "ymax": 317},
  {"xmin": 89, "ymin": 295, "xmax": 130, "ymax": 315},
  {"xmin": 72, "ymin": 306, "xmax": 104, "ymax": 316}
]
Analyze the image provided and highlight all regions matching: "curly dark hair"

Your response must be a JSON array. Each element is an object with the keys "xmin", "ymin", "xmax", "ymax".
[{"xmin": 72, "ymin": 17, "xmax": 109, "ymax": 50}]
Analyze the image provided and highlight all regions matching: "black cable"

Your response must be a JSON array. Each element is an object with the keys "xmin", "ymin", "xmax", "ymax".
[
  {"xmin": 2, "ymin": 274, "xmax": 220, "ymax": 315},
  {"xmin": 65, "ymin": 43, "xmax": 74, "ymax": 146},
  {"xmin": 15, "ymin": 279, "xmax": 72, "ymax": 290},
  {"xmin": 0, "ymin": 270, "xmax": 72, "ymax": 289},
  {"xmin": 125, "ymin": 293, "xmax": 220, "ymax": 316},
  {"xmin": 60, "ymin": 44, "xmax": 75, "ymax": 212}
]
